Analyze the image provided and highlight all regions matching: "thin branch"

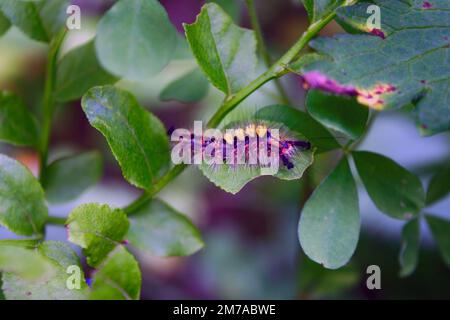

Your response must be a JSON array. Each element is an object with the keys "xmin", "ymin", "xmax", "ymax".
[
  {"xmin": 39, "ymin": 29, "xmax": 67, "ymax": 181},
  {"xmin": 46, "ymin": 215, "xmax": 67, "ymax": 225},
  {"xmin": 245, "ymin": 0, "xmax": 291, "ymax": 104}
]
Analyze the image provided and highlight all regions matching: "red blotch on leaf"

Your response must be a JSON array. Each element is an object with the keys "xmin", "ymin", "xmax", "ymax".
[
  {"xmin": 300, "ymin": 71, "xmax": 358, "ymax": 96},
  {"xmin": 370, "ymin": 28, "xmax": 386, "ymax": 39},
  {"xmin": 422, "ymin": 1, "xmax": 432, "ymax": 9}
]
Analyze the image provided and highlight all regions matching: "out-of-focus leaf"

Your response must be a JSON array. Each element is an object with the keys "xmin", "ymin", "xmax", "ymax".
[
  {"xmin": 306, "ymin": 90, "xmax": 369, "ymax": 140},
  {"xmin": 299, "ymin": 157, "xmax": 360, "ymax": 269},
  {"xmin": 0, "ymin": 245, "xmax": 54, "ymax": 280},
  {"xmin": 37, "ymin": 0, "xmax": 68, "ymax": 38},
  {"xmin": 95, "ymin": 0, "xmax": 178, "ymax": 80},
  {"xmin": 42, "ymin": 151, "xmax": 103, "ymax": 204},
  {"xmin": 426, "ymin": 163, "xmax": 450, "ymax": 205},
  {"xmin": 426, "ymin": 214, "xmax": 450, "ymax": 268},
  {"xmin": 81, "ymin": 86, "xmax": 170, "ymax": 190},
  {"xmin": 399, "ymin": 218, "xmax": 421, "ymax": 277},
  {"xmin": 0, "ymin": 0, "xmax": 47, "ymax": 41},
  {"xmin": 185, "ymin": 3, "xmax": 257, "ymax": 94},
  {"xmin": 128, "ymin": 199, "xmax": 203, "ymax": 257},
  {"xmin": 2, "ymin": 241, "xmax": 89, "ymax": 300},
  {"xmin": 172, "ymin": 34, "xmax": 193, "ymax": 60},
  {"xmin": 160, "ymin": 69, "xmax": 209, "ymax": 103},
  {"xmin": 0, "ymin": 154, "xmax": 47, "ymax": 236},
  {"xmin": 0, "ymin": 92, "xmax": 39, "ymax": 147},
  {"xmin": 55, "ymin": 41, "xmax": 118, "ymax": 102},
  {"xmin": 67, "ymin": 203, "xmax": 129, "ymax": 267},
  {"xmin": 256, "ymin": 105, "xmax": 340, "ymax": 153},
  {"xmin": 199, "ymin": 113, "xmax": 314, "ymax": 194},
  {"xmin": 301, "ymin": 0, "xmax": 346, "ymax": 22},
  {"xmin": 0, "ymin": 239, "xmax": 39, "ymax": 248},
  {"xmin": 298, "ymin": 257, "xmax": 360, "ymax": 297},
  {"xmin": 301, "ymin": 0, "xmax": 450, "ymax": 135},
  {"xmin": 0, "ymin": 0, "xmax": 68, "ymax": 42},
  {"xmin": 353, "ymin": 151, "xmax": 425, "ymax": 220},
  {"xmin": 90, "ymin": 246, "xmax": 141, "ymax": 300},
  {"xmin": 207, "ymin": 0, "xmax": 241, "ymax": 22},
  {"xmin": 0, "ymin": 10, "xmax": 10, "ymax": 36}
]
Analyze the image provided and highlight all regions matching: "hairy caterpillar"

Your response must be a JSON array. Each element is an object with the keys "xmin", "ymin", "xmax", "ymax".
[
  {"xmin": 169, "ymin": 121, "xmax": 312, "ymax": 171},
  {"xmin": 168, "ymin": 105, "xmax": 344, "ymax": 194}
]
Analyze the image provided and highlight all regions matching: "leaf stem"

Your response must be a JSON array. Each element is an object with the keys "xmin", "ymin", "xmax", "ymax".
[
  {"xmin": 245, "ymin": 0, "xmax": 290, "ymax": 105},
  {"xmin": 0, "ymin": 239, "xmax": 41, "ymax": 248},
  {"xmin": 46, "ymin": 215, "xmax": 67, "ymax": 225},
  {"xmin": 124, "ymin": 11, "xmax": 336, "ymax": 215},
  {"xmin": 39, "ymin": 29, "xmax": 66, "ymax": 181},
  {"xmin": 123, "ymin": 164, "xmax": 187, "ymax": 215}
]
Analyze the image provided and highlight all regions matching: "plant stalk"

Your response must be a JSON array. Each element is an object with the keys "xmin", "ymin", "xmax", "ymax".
[
  {"xmin": 46, "ymin": 215, "xmax": 67, "ymax": 225},
  {"xmin": 39, "ymin": 29, "xmax": 66, "ymax": 181},
  {"xmin": 123, "ymin": 164, "xmax": 187, "ymax": 215}
]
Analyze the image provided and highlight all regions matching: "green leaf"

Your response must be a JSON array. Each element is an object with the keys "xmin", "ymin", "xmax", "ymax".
[
  {"xmin": 184, "ymin": 3, "xmax": 257, "ymax": 95},
  {"xmin": 81, "ymin": 86, "xmax": 170, "ymax": 190},
  {"xmin": 0, "ymin": 10, "xmax": 10, "ymax": 36},
  {"xmin": 128, "ymin": 199, "xmax": 204, "ymax": 257},
  {"xmin": 90, "ymin": 246, "xmax": 141, "ymax": 300},
  {"xmin": 426, "ymin": 214, "xmax": 450, "ymax": 268},
  {"xmin": 299, "ymin": 157, "xmax": 360, "ymax": 269},
  {"xmin": 0, "ymin": 154, "xmax": 48, "ymax": 236},
  {"xmin": 159, "ymin": 69, "xmax": 209, "ymax": 103},
  {"xmin": 426, "ymin": 163, "xmax": 450, "ymax": 205},
  {"xmin": 37, "ymin": 0, "xmax": 68, "ymax": 38},
  {"xmin": 353, "ymin": 151, "xmax": 425, "ymax": 220},
  {"xmin": 399, "ymin": 218, "xmax": 421, "ymax": 277},
  {"xmin": 67, "ymin": 203, "xmax": 129, "ymax": 267},
  {"xmin": 298, "ymin": 257, "xmax": 359, "ymax": 297},
  {"xmin": 0, "ymin": 0, "xmax": 47, "ymax": 42},
  {"xmin": 199, "ymin": 111, "xmax": 315, "ymax": 194},
  {"xmin": 0, "ymin": 239, "xmax": 39, "ymax": 248},
  {"xmin": 301, "ymin": 0, "xmax": 345, "ymax": 22},
  {"xmin": 0, "ymin": 91, "xmax": 39, "ymax": 147},
  {"xmin": 95, "ymin": 0, "xmax": 178, "ymax": 80},
  {"xmin": 289, "ymin": 53, "xmax": 325, "ymax": 73},
  {"xmin": 255, "ymin": 105, "xmax": 340, "ymax": 153},
  {"xmin": 207, "ymin": 0, "xmax": 241, "ymax": 22},
  {"xmin": 301, "ymin": 0, "xmax": 450, "ymax": 135},
  {"xmin": 41, "ymin": 151, "xmax": 103, "ymax": 204},
  {"xmin": 306, "ymin": 90, "xmax": 369, "ymax": 140},
  {"xmin": 2, "ymin": 241, "xmax": 89, "ymax": 300},
  {"xmin": 0, "ymin": 0, "xmax": 68, "ymax": 42},
  {"xmin": 0, "ymin": 245, "xmax": 54, "ymax": 280},
  {"xmin": 55, "ymin": 41, "xmax": 118, "ymax": 103}
]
